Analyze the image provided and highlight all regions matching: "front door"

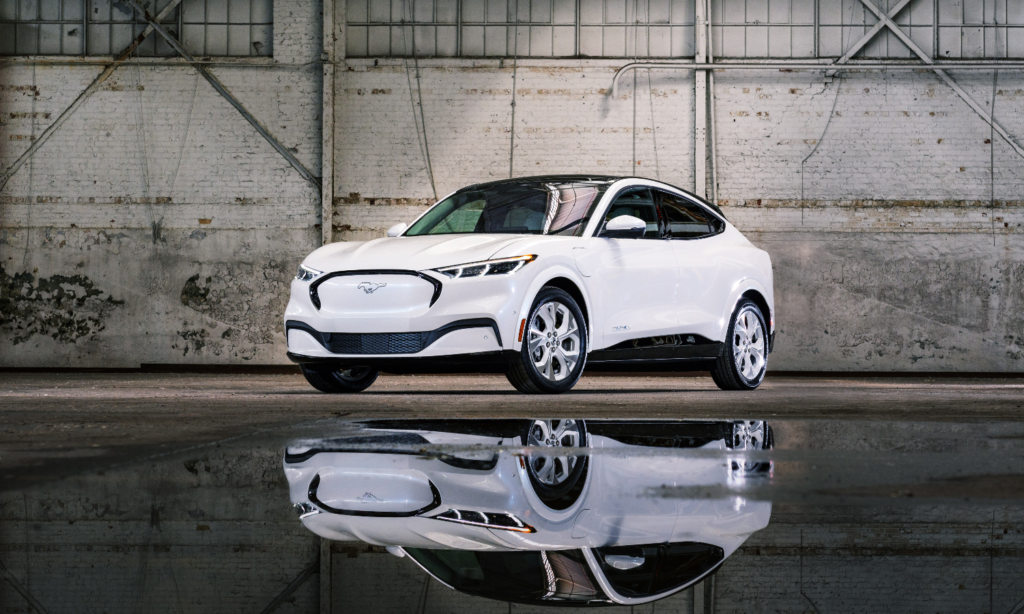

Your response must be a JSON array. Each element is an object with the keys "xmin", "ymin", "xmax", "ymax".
[{"xmin": 582, "ymin": 187, "xmax": 678, "ymax": 350}]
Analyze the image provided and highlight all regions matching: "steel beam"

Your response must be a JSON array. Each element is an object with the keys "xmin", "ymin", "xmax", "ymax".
[
  {"xmin": 0, "ymin": 0, "xmax": 183, "ymax": 191},
  {"xmin": 836, "ymin": 0, "xmax": 913, "ymax": 66},
  {"xmin": 693, "ymin": 0, "xmax": 708, "ymax": 198},
  {"xmin": 123, "ymin": 0, "xmax": 321, "ymax": 188},
  {"xmin": 856, "ymin": 0, "xmax": 1024, "ymax": 159},
  {"xmin": 610, "ymin": 61, "xmax": 1024, "ymax": 98}
]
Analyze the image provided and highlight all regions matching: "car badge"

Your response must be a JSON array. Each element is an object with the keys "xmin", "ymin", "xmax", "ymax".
[
  {"xmin": 357, "ymin": 282, "xmax": 386, "ymax": 294},
  {"xmin": 356, "ymin": 492, "xmax": 381, "ymax": 503}
]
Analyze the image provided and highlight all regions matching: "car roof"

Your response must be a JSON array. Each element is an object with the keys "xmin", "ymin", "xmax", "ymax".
[{"xmin": 456, "ymin": 175, "xmax": 726, "ymax": 219}]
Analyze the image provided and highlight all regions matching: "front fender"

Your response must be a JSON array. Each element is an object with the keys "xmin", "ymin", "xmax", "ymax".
[{"xmin": 512, "ymin": 263, "xmax": 595, "ymax": 353}]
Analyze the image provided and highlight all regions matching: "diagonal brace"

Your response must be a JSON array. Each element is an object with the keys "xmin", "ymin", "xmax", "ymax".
[
  {"xmin": 835, "ymin": 0, "xmax": 913, "ymax": 66},
  {"xmin": 0, "ymin": 0, "xmax": 182, "ymax": 191},
  {"xmin": 856, "ymin": 0, "xmax": 1024, "ymax": 159},
  {"xmin": 128, "ymin": 0, "xmax": 321, "ymax": 188}
]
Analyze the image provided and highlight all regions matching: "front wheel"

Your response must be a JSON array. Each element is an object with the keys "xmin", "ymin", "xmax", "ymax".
[
  {"xmin": 300, "ymin": 365, "xmax": 379, "ymax": 393},
  {"xmin": 505, "ymin": 288, "xmax": 588, "ymax": 394},
  {"xmin": 711, "ymin": 299, "xmax": 767, "ymax": 391}
]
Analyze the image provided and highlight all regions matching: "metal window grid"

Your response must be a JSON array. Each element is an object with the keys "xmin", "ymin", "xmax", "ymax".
[{"xmin": 0, "ymin": 0, "xmax": 273, "ymax": 55}]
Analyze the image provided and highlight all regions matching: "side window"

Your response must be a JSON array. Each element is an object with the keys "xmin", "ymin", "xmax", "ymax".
[
  {"xmin": 658, "ymin": 192, "xmax": 720, "ymax": 239},
  {"xmin": 602, "ymin": 188, "xmax": 660, "ymax": 239}
]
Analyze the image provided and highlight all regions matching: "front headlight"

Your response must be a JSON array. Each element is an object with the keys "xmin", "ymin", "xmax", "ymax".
[
  {"xmin": 433, "ymin": 255, "xmax": 537, "ymax": 279},
  {"xmin": 296, "ymin": 264, "xmax": 323, "ymax": 282}
]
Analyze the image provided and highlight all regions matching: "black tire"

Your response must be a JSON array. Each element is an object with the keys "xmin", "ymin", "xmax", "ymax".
[
  {"xmin": 711, "ymin": 299, "xmax": 768, "ymax": 391},
  {"xmin": 300, "ymin": 365, "xmax": 379, "ymax": 393},
  {"xmin": 521, "ymin": 419, "xmax": 589, "ymax": 505},
  {"xmin": 505, "ymin": 288, "xmax": 588, "ymax": 394}
]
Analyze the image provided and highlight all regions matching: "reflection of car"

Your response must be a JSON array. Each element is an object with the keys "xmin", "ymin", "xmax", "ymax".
[
  {"xmin": 284, "ymin": 419, "xmax": 773, "ymax": 606},
  {"xmin": 284, "ymin": 176, "xmax": 775, "ymax": 394}
]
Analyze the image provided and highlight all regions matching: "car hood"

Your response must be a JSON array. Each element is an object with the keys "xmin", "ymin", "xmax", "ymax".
[{"xmin": 303, "ymin": 234, "xmax": 533, "ymax": 273}]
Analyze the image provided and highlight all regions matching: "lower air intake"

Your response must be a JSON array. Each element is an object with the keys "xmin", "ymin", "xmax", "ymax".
[{"xmin": 325, "ymin": 332, "xmax": 428, "ymax": 355}]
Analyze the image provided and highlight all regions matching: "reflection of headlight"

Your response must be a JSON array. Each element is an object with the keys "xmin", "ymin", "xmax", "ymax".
[
  {"xmin": 434, "ymin": 509, "xmax": 535, "ymax": 533},
  {"xmin": 296, "ymin": 264, "xmax": 323, "ymax": 282},
  {"xmin": 433, "ymin": 255, "xmax": 537, "ymax": 279}
]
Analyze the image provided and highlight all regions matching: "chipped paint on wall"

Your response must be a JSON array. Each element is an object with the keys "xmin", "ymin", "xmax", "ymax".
[{"xmin": 0, "ymin": 264, "xmax": 125, "ymax": 345}]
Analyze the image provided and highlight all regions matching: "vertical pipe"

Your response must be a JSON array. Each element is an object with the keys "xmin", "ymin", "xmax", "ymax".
[
  {"xmin": 321, "ymin": 0, "xmax": 337, "ymax": 245},
  {"xmin": 693, "ymin": 0, "xmax": 707, "ymax": 198},
  {"xmin": 319, "ymin": 539, "xmax": 332, "ymax": 614},
  {"xmin": 706, "ymin": 0, "xmax": 716, "ymax": 205}
]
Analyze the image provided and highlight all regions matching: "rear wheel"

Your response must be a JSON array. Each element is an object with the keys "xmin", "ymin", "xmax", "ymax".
[
  {"xmin": 300, "ymin": 365, "xmax": 379, "ymax": 393},
  {"xmin": 505, "ymin": 288, "xmax": 588, "ymax": 394},
  {"xmin": 711, "ymin": 299, "xmax": 767, "ymax": 391}
]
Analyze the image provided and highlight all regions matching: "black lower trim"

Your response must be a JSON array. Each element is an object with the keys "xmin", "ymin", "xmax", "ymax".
[
  {"xmin": 307, "ymin": 473, "xmax": 442, "ymax": 517},
  {"xmin": 590, "ymin": 334, "xmax": 722, "ymax": 363},
  {"xmin": 584, "ymin": 358, "xmax": 718, "ymax": 372},
  {"xmin": 286, "ymin": 318, "xmax": 502, "ymax": 356},
  {"xmin": 769, "ymin": 330, "xmax": 775, "ymax": 354},
  {"xmin": 287, "ymin": 350, "xmax": 517, "ymax": 374}
]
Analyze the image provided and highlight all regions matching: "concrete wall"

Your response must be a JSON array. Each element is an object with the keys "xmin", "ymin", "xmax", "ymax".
[{"xmin": 0, "ymin": 0, "xmax": 323, "ymax": 368}]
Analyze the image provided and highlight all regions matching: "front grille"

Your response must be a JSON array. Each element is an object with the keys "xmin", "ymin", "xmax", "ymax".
[{"xmin": 325, "ymin": 332, "xmax": 428, "ymax": 355}]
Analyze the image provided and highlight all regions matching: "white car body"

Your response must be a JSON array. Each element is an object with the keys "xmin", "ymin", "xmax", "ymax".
[
  {"xmin": 284, "ymin": 420, "xmax": 772, "ymax": 606},
  {"xmin": 285, "ymin": 175, "xmax": 774, "ymax": 381}
]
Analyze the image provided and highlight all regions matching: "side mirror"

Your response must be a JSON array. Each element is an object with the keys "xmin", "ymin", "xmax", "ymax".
[
  {"xmin": 386, "ymin": 222, "xmax": 408, "ymax": 237},
  {"xmin": 601, "ymin": 215, "xmax": 646, "ymax": 239}
]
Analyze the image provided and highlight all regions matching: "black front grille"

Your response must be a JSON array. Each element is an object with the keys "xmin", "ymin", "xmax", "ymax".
[{"xmin": 325, "ymin": 332, "xmax": 428, "ymax": 355}]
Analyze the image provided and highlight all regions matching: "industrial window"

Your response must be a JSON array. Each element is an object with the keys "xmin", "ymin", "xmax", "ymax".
[
  {"xmin": 347, "ymin": 0, "xmax": 1024, "ymax": 58},
  {"xmin": 345, "ymin": 0, "xmax": 695, "ymax": 58},
  {"xmin": 0, "ymin": 0, "xmax": 272, "ymax": 56}
]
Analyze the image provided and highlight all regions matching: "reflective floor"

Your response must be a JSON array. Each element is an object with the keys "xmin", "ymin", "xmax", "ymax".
[{"xmin": 2, "ymin": 374, "xmax": 1024, "ymax": 613}]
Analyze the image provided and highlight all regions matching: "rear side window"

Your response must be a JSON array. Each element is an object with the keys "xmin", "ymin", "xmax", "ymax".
[
  {"xmin": 658, "ymin": 192, "xmax": 722, "ymax": 239},
  {"xmin": 603, "ymin": 188, "xmax": 661, "ymax": 239}
]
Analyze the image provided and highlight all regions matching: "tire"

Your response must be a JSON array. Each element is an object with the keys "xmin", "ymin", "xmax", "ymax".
[
  {"xmin": 711, "ymin": 299, "xmax": 768, "ymax": 391},
  {"xmin": 300, "ymin": 365, "xmax": 379, "ymax": 393},
  {"xmin": 505, "ymin": 288, "xmax": 588, "ymax": 394},
  {"xmin": 521, "ymin": 419, "xmax": 589, "ymax": 504}
]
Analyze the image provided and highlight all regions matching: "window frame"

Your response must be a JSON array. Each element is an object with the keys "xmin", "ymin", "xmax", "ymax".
[
  {"xmin": 653, "ymin": 188, "xmax": 724, "ymax": 241},
  {"xmin": 594, "ymin": 186, "xmax": 663, "ymax": 240}
]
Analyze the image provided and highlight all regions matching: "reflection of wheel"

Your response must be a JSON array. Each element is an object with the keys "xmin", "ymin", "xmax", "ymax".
[
  {"xmin": 728, "ymin": 421, "xmax": 773, "ymax": 474},
  {"xmin": 711, "ymin": 299, "xmax": 767, "ymax": 391},
  {"xmin": 506, "ymin": 288, "xmax": 588, "ymax": 394},
  {"xmin": 522, "ymin": 419, "xmax": 588, "ymax": 503},
  {"xmin": 300, "ymin": 365, "xmax": 379, "ymax": 393}
]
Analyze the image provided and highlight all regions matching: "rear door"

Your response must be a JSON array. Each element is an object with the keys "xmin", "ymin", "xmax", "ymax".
[
  {"xmin": 583, "ymin": 187, "xmax": 678, "ymax": 349},
  {"xmin": 655, "ymin": 190, "xmax": 729, "ymax": 342}
]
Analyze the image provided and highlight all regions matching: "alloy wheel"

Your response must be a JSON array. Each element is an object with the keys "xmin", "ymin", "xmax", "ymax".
[
  {"xmin": 528, "ymin": 301, "xmax": 581, "ymax": 382},
  {"xmin": 732, "ymin": 306, "xmax": 766, "ymax": 383}
]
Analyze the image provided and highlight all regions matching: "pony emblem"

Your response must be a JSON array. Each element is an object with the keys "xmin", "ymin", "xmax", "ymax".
[{"xmin": 357, "ymin": 282, "xmax": 386, "ymax": 294}]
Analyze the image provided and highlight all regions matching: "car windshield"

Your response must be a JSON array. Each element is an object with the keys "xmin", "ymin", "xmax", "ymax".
[
  {"xmin": 404, "ymin": 548, "xmax": 611, "ymax": 605},
  {"xmin": 404, "ymin": 180, "xmax": 611, "ymax": 237},
  {"xmin": 594, "ymin": 543, "xmax": 724, "ymax": 598}
]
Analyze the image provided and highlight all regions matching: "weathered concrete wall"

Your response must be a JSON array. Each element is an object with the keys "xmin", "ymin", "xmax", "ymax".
[
  {"xmin": 334, "ymin": 62, "xmax": 1024, "ymax": 372},
  {"xmin": 0, "ymin": 0, "xmax": 323, "ymax": 367}
]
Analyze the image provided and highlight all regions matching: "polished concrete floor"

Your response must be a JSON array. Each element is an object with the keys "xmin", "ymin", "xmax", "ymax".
[{"xmin": 3, "ymin": 372, "xmax": 1023, "ymax": 490}]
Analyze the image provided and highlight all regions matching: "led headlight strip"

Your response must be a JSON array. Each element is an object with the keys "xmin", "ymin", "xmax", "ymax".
[
  {"xmin": 433, "ymin": 255, "xmax": 537, "ymax": 279},
  {"xmin": 434, "ymin": 509, "xmax": 536, "ymax": 533},
  {"xmin": 296, "ymin": 263, "xmax": 323, "ymax": 282}
]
